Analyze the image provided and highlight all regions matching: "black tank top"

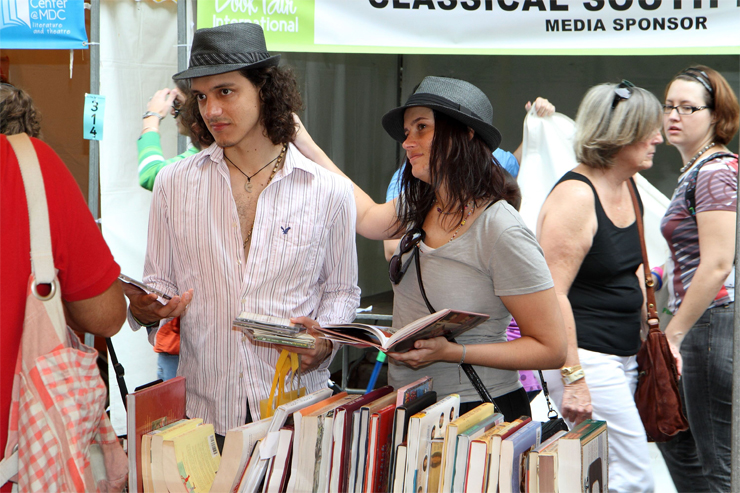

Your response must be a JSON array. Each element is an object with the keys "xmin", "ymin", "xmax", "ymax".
[{"xmin": 556, "ymin": 171, "xmax": 643, "ymax": 356}]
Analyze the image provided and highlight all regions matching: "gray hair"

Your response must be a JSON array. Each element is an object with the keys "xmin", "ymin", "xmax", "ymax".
[{"xmin": 575, "ymin": 83, "xmax": 662, "ymax": 169}]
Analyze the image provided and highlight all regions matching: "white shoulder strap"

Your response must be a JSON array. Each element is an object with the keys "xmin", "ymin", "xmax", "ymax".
[{"xmin": 6, "ymin": 133, "xmax": 56, "ymax": 285}]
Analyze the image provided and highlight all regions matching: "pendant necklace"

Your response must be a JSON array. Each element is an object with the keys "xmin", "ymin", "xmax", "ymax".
[
  {"xmin": 241, "ymin": 144, "xmax": 288, "ymax": 249},
  {"xmin": 680, "ymin": 141, "xmax": 715, "ymax": 174},
  {"xmin": 225, "ymin": 144, "xmax": 286, "ymax": 193}
]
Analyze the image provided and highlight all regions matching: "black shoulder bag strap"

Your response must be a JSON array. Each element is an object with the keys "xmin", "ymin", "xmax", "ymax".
[
  {"xmin": 685, "ymin": 152, "xmax": 736, "ymax": 219},
  {"xmin": 411, "ymin": 245, "xmax": 501, "ymax": 412}
]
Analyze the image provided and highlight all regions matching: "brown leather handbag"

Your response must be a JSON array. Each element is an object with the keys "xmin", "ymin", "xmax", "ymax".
[{"xmin": 628, "ymin": 180, "xmax": 689, "ymax": 442}]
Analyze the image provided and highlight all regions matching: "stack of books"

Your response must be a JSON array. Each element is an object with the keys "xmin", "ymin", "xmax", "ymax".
[{"xmin": 128, "ymin": 372, "xmax": 608, "ymax": 493}]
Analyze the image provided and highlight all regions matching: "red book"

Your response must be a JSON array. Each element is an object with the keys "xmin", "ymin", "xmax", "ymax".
[
  {"xmin": 365, "ymin": 402, "xmax": 397, "ymax": 493},
  {"xmin": 327, "ymin": 385, "xmax": 394, "ymax": 493},
  {"xmin": 126, "ymin": 376, "xmax": 186, "ymax": 493}
]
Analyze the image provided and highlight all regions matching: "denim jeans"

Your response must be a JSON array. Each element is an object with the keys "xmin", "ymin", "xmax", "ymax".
[
  {"xmin": 658, "ymin": 303, "xmax": 733, "ymax": 493},
  {"xmin": 157, "ymin": 352, "xmax": 179, "ymax": 381}
]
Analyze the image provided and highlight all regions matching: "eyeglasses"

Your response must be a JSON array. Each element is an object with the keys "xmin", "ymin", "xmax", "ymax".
[
  {"xmin": 173, "ymin": 101, "xmax": 183, "ymax": 119},
  {"xmin": 662, "ymin": 104, "xmax": 711, "ymax": 116},
  {"xmin": 611, "ymin": 80, "xmax": 635, "ymax": 109},
  {"xmin": 388, "ymin": 228, "xmax": 425, "ymax": 285}
]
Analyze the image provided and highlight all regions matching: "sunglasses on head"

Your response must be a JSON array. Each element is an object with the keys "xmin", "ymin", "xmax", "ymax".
[
  {"xmin": 388, "ymin": 228, "xmax": 425, "ymax": 285},
  {"xmin": 173, "ymin": 101, "xmax": 183, "ymax": 119},
  {"xmin": 611, "ymin": 80, "xmax": 635, "ymax": 109}
]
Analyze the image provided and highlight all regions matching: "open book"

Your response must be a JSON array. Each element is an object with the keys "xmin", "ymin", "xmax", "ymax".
[
  {"xmin": 316, "ymin": 309, "xmax": 488, "ymax": 353},
  {"xmin": 232, "ymin": 312, "xmax": 315, "ymax": 349}
]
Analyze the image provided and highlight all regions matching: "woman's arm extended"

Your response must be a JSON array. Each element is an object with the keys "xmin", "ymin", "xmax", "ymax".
[
  {"xmin": 665, "ymin": 210, "xmax": 736, "ymax": 348},
  {"xmin": 293, "ymin": 115, "xmax": 399, "ymax": 240},
  {"xmin": 536, "ymin": 178, "xmax": 597, "ymax": 424}
]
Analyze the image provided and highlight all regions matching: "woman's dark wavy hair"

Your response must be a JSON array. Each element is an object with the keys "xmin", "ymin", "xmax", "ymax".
[
  {"xmin": 394, "ymin": 110, "xmax": 508, "ymax": 234},
  {"xmin": 182, "ymin": 65, "xmax": 303, "ymax": 148},
  {"xmin": 0, "ymin": 83, "xmax": 41, "ymax": 137}
]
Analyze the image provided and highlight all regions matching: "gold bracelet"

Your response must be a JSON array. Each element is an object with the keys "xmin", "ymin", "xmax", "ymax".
[
  {"xmin": 141, "ymin": 126, "xmax": 159, "ymax": 134},
  {"xmin": 561, "ymin": 365, "xmax": 586, "ymax": 385}
]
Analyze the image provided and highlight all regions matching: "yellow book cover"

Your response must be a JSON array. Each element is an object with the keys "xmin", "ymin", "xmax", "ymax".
[
  {"xmin": 163, "ymin": 423, "xmax": 221, "ymax": 493},
  {"xmin": 150, "ymin": 418, "xmax": 203, "ymax": 493},
  {"xmin": 142, "ymin": 418, "xmax": 202, "ymax": 493}
]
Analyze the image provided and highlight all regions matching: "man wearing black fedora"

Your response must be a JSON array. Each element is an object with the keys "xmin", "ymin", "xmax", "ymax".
[{"xmin": 123, "ymin": 23, "xmax": 360, "ymax": 443}]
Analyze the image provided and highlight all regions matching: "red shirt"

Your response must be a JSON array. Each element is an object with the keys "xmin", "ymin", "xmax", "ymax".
[{"xmin": 0, "ymin": 135, "xmax": 120, "ymax": 468}]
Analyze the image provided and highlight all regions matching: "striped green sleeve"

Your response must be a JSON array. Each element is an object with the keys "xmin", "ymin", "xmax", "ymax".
[{"xmin": 137, "ymin": 131, "xmax": 199, "ymax": 191}]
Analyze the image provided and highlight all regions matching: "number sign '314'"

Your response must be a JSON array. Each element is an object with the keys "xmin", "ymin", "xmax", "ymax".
[{"xmin": 83, "ymin": 94, "xmax": 105, "ymax": 141}]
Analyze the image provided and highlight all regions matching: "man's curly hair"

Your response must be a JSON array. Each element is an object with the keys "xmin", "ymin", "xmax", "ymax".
[
  {"xmin": 0, "ymin": 84, "xmax": 41, "ymax": 137},
  {"xmin": 182, "ymin": 65, "xmax": 303, "ymax": 148}
]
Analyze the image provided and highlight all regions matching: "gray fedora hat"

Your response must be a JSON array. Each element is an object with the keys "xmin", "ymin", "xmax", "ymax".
[
  {"xmin": 173, "ymin": 23, "xmax": 280, "ymax": 80},
  {"xmin": 382, "ymin": 76, "xmax": 502, "ymax": 151}
]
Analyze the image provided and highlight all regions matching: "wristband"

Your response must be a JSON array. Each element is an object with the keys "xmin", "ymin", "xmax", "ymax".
[
  {"xmin": 561, "ymin": 364, "xmax": 585, "ymax": 385},
  {"xmin": 132, "ymin": 312, "xmax": 158, "ymax": 328},
  {"xmin": 142, "ymin": 110, "xmax": 164, "ymax": 121},
  {"xmin": 651, "ymin": 267, "xmax": 664, "ymax": 291}
]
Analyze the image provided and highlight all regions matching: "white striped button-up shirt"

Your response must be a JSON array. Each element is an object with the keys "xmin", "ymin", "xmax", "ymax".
[{"xmin": 133, "ymin": 142, "xmax": 360, "ymax": 434}]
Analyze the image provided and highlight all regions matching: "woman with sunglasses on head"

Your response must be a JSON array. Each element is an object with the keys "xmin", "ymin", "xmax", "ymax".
[
  {"xmin": 536, "ymin": 81, "xmax": 664, "ymax": 492},
  {"xmin": 295, "ymin": 76, "xmax": 567, "ymax": 422},
  {"xmin": 654, "ymin": 66, "xmax": 738, "ymax": 493}
]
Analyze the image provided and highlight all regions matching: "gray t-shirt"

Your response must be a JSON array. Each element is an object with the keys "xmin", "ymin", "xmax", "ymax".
[{"xmin": 388, "ymin": 200, "xmax": 554, "ymax": 402}]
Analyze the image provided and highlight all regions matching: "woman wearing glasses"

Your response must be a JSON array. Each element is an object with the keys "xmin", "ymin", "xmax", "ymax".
[
  {"xmin": 655, "ymin": 66, "xmax": 738, "ymax": 492},
  {"xmin": 296, "ymin": 76, "xmax": 567, "ymax": 422},
  {"xmin": 536, "ymin": 81, "xmax": 663, "ymax": 492}
]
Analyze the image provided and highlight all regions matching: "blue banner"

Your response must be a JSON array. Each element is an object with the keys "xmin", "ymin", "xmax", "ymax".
[{"xmin": 0, "ymin": 0, "xmax": 88, "ymax": 49}]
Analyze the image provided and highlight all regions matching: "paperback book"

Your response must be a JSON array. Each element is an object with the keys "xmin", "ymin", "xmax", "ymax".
[{"xmin": 317, "ymin": 309, "xmax": 489, "ymax": 353}]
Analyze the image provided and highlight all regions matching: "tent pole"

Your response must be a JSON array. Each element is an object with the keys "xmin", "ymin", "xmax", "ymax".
[
  {"xmin": 86, "ymin": 0, "xmax": 100, "ymax": 349},
  {"xmin": 732, "ymin": 54, "xmax": 740, "ymax": 493},
  {"xmin": 177, "ymin": 0, "xmax": 188, "ymax": 154},
  {"xmin": 87, "ymin": 0, "xmax": 100, "ymax": 221}
]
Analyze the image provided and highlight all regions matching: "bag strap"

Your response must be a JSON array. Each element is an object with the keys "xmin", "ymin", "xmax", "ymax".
[
  {"xmin": 685, "ymin": 152, "xmax": 737, "ymax": 219},
  {"xmin": 7, "ymin": 134, "xmax": 56, "ymax": 287},
  {"xmin": 627, "ymin": 179, "xmax": 660, "ymax": 329},
  {"xmin": 411, "ymin": 244, "xmax": 500, "ymax": 410}
]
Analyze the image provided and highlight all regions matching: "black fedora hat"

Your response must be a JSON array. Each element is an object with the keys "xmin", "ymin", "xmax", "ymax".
[
  {"xmin": 173, "ymin": 23, "xmax": 280, "ymax": 80},
  {"xmin": 382, "ymin": 76, "xmax": 502, "ymax": 152}
]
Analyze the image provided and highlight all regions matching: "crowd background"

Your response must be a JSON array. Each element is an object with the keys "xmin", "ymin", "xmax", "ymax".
[{"xmin": 1, "ymin": 0, "xmax": 738, "ymax": 452}]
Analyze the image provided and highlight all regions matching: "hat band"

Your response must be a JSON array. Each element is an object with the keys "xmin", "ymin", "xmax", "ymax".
[
  {"xmin": 406, "ymin": 93, "xmax": 481, "ymax": 120},
  {"xmin": 190, "ymin": 51, "xmax": 272, "ymax": 68}
]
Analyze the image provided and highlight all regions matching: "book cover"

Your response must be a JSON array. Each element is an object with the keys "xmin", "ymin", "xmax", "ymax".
[
  {"xmin": 354, "ymin": 393, "xmax": 398, "ymax": 493},
  {"xmin": 396, "ymin": 376, "xmax": 434, "ymax": 407},
  {"xmin": 464, "ymin": 422, "xmax": 512, "ymax": 493},
  {"xmin": 526, "ymin": 429, "xmax": 567, "ymax": 493},
  {"xmin": 404, "ymin": 394, "xmax": 460, "ymax": 493},
  {"xmin": 127, "ymin": 375, "xmax": 186, "ymax": 493},
  {"xmin": 391, "ymin": 443, "xmax": 408, "ymax": 493},
  {"xmin": 451, "ymin": 413, "xmax": 505, "ymax": 493},
  {"xmin": 210, "ymin": 417, "xmax": 271, "ymax": 493},
  {"xmin": 485, "ymin": 417, "xmax": 532, "ymax": 493},
  {"xmin": 365, "ymin": 402, "xmax": 398, "ymax": 493},
  {"xmin": 148, "ymin": 418, "xmax": 202, "ymax": 493},
  {"xmin": 424, "ymin": 438, "xmax": 445, "ymax": 493},
  {"xmin": 327, "ymin": 385, "xmax": 394, "ymax": 493},
  {"xmin": 318, "ymin": 309, "xmax": 489, "ymax": 353},
  {"xmin": 388, "ymin": 391, "xmax": 438, "ymax": 493},
  {"xmin": 264, "ymin": 426, "xmax": 294, "ymax": 493},
  {"xmin": 558, "ymin": 420, "xmax": 608, "ymax": 493},
  {"xmin": 162, "ymin": 422, "xmax": 220, "ymax": 493},
  {"xmin": 439, "ymin": 402, "xmax": 497, "ymax": 493},
  {"xmin": 498, "ymin": 420, "xmax": 542, "ymax": 493}
]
